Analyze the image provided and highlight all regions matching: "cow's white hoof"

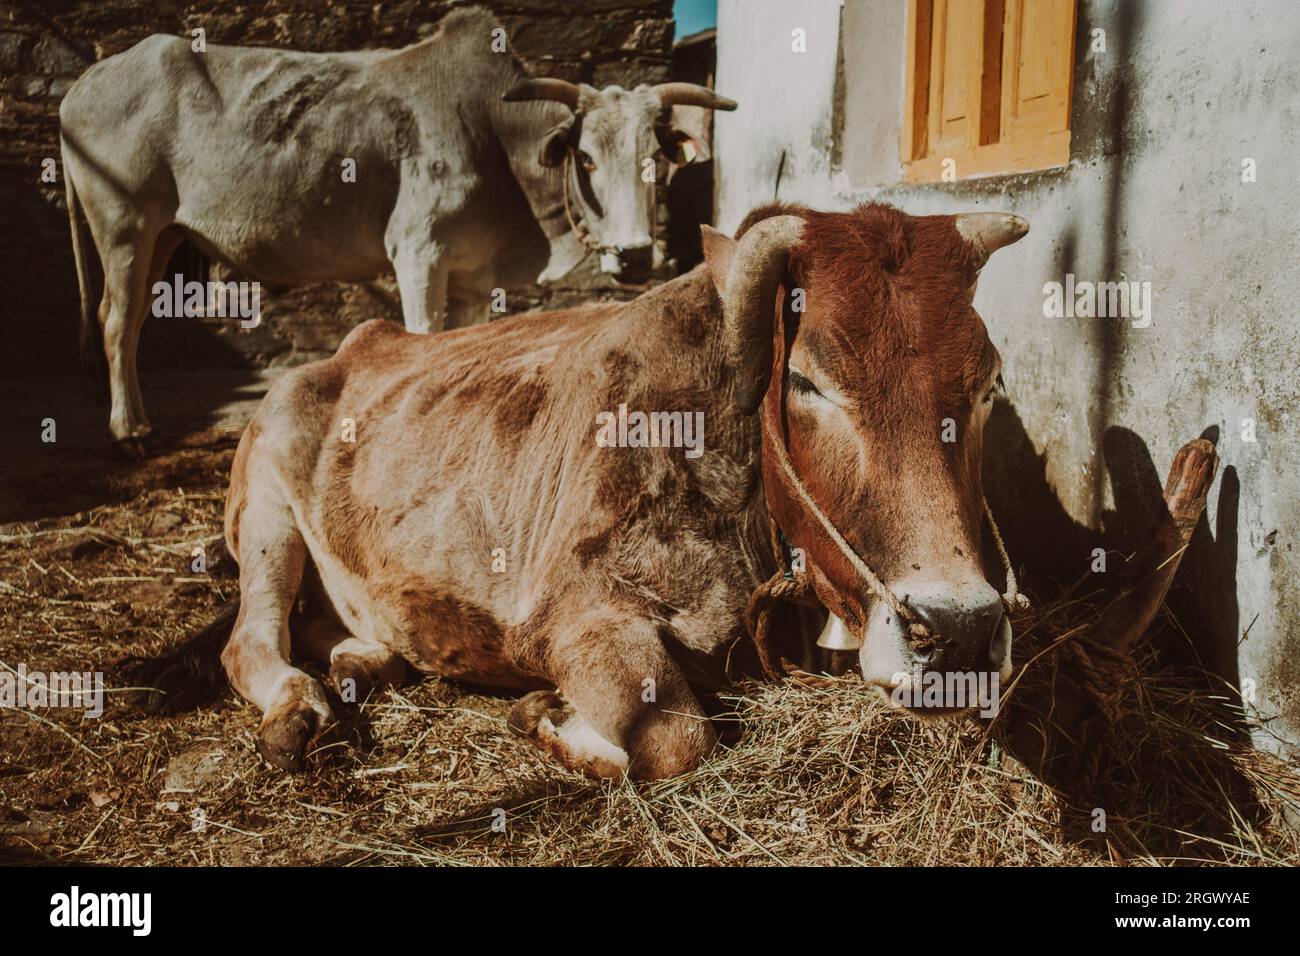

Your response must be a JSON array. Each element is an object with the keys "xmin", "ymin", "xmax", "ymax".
[
  {"xmin": 507, "ymin": 690, "xmax": 567, "ymax": 738},
  {"xmin": 508, "ymin": 691, "xmax": 628, "ymax": 779}
]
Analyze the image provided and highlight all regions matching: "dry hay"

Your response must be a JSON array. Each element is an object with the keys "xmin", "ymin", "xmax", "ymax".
[{"xmin": 1, "ymin": 430, "xmax": 1297, "ymax": 866}]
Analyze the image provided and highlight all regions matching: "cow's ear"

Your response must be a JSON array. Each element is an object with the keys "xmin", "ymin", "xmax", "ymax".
[
  {"xmin": 538, "ymin": 124, "xmax": 571, "ymax": 168},
  {"xmin": 700, "ymin": 225, "xmax": 736, "ymax": 297},
  {"xmin": 657, "ymin": 126, "xmax": 710, "ymax": 165}
]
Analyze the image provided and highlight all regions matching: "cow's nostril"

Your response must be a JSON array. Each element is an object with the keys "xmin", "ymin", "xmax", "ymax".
[
  {"xmin": 617, "ymin": 244, "xmax": 654, "ymax": 275},
  {"xmin": 904, "ymin": 589, "xmax": 1006, "ymax": 674}
]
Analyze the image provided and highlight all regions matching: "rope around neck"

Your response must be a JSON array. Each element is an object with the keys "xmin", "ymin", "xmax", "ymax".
[
  {"xmin": 765, "ymin": 425, "xmax": 1029, "ymax": 646},
  {"xmin": 561, "ymin": 151, "xmax": 604, "ymax": 253}
]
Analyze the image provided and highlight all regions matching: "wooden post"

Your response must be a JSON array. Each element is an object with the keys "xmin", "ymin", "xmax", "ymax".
[{"xmin": 1086, "ymin": 438, "xmax": 1218, "ymax": 654}]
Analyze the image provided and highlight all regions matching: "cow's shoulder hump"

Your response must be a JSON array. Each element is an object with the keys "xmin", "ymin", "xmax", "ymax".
[
  {"xmin": 61, "ymin": 33, "xmax": 189, "ymax": 123},
  {"xmin": 335, "ymin": 319, "xmax": 408, "ymax": 360}
]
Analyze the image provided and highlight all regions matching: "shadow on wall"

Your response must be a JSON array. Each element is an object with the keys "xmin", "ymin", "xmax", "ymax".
[
  {"xmin": 1055, "ymin": 0, "xmax": 1140, "ymax": 515},
  {"xmin": 984, "ymin": 401, "xmax": 1242, "ymax": 712},
  {"xmin": 1016, "ymin": 1, "xmax": 1242, "ymax": 701},
  {"xmin": 984, "ymin": 400, "xmax": 1256, "ymax": 852}
]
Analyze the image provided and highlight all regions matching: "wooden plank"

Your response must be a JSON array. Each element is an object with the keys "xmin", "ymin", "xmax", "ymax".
[
  {"xmin": 929, "ymin": 0, "xmax": 985, "ymax": 155},
  {"xmin": 978, "ymin": 0, "xmax": 1005, "ymax": 146},
  {"xmin": 1000, "ymin": 0, "xmax": 1075, "ymax": 145},
  {"xmin": 902, "ymin": 127, "xmax": 1070, "ymax": 182},
  {"xmin": 901, "ymin": 0, "xmax": 935, "ymax": 163}
]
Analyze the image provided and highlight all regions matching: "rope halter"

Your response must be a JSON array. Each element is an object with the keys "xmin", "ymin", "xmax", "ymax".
[
  {"xmin": 560, "ymin": 140, "xmax": 661, "ymax": 262},
  {"xmin": 764, "ymin": 421, "xmax": 1028, "ymax": 651},
  {"xmin": 561, "ymin": 149, "xmax": 605, "ymax": 253}
]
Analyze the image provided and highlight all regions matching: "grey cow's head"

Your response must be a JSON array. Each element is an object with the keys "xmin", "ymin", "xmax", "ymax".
[{"xmin": 503, "ymin": 79, "xmax": 737, "ymax": 280}]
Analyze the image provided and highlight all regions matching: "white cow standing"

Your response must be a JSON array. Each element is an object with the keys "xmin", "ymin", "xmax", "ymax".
[{"xmin": 59, "ymin": 6, "xmax": 736, "ymax": 447}]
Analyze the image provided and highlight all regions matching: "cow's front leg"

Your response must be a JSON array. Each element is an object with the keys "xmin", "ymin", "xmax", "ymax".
[
  {"xmin": 222, "ymin": 492, "xmax": 334, "ymax": 772},
  {"xmin": 390, "ymin": 243, "xmax": 450, "ymax": 334},
  {"xmin": 507, "ymin": 609, "xmax": 716, "ymax": 780}
]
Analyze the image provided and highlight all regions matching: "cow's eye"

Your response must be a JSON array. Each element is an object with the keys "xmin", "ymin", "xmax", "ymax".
[
  {"xmin": 982, "ymin": 374, "xmax": 1005, "ymax": 405},
  {"xmin": 577, "ymin": 150, "xmax": 597, "ymax": 172},
  {"xmin": 789, "ymin": 369, "xmax": 822, "ymax": 397}
]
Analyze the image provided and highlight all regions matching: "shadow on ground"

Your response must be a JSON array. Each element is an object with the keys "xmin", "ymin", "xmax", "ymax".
[{"xmin": 0, "ymin": 367, "xmax": 278, "ymax": 525}]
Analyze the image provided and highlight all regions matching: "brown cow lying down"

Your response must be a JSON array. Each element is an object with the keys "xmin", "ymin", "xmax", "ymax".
[{"xmin": 157, "ymin": 202, "xmax": 1029, "ymax": 778}]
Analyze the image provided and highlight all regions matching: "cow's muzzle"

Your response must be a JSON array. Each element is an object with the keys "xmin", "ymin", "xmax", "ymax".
[
  {"xmin": 856, "ymin": 580, "xmax": 1012, "ymax": 717},
  {"xmin": 599, "ymin": 240, "xmax": 663, "ymax": 280}
]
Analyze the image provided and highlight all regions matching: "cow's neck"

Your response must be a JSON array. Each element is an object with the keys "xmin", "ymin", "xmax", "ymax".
[{"xmin": 484, "ymin": 91, "xmax": 591, "ymax": 281}]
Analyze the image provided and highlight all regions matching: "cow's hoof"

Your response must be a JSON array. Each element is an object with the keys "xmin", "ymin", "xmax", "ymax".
[
  {"xmin": 256, "ymin": 699, "xmax": 329, "ymax": 772},
  {"xmin": 111, "ymin": 431, "xmax": 160, "ymax": 460},
  {"xmin": 111, "ymin": 437, "xmax": 149, "ymax": 460},
  {"xmin": 508, "ymin": 692, "xmax": 630, "ymax": 779},
  {"xmin": 508, "ymin": 690, "xmax": 568, "ymax": 738}
]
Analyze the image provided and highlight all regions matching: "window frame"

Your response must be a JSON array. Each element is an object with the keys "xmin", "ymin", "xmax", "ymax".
[{"xmin": 901, "ymin": 0, "xmax": 1077, "ymax": 183}]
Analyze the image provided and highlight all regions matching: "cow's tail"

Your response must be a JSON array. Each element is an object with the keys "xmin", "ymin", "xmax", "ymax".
[
  {"xmin": 122, "ymin": 602, "xmax": 237, "ymax": 713},
  {"xmin": 62, "ymin": 143, "xmax": 106, "ymax": 384}
]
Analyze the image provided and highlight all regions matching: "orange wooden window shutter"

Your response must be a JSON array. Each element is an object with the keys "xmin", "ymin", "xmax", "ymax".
[
  {"xmin": 999, "ymin": 0, "xmax": 1075, "ymax": 151},
  {"xmin": 927, "ymin": 0, "xmax": 985, "ymax": 156},
  {"xmin": 903, "ymin": 0, "xmax": 1075, "ymax": 181}
]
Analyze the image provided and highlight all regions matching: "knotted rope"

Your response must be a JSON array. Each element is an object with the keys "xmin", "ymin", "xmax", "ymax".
[
  {"xmin": 984, "ymin": 497, "xmax": 1030, "ymax": 612},
  {"xmin": 742, "ymin": 567, "xmax": 815, "ymax": 680}
]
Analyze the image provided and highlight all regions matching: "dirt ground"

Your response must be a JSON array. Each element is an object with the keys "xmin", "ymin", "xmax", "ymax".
[
  {"xmin": 0, "ymin": 381, "xmax": 573, "ymax": 866},
  {"xmin": 2, "ymin": 375, "xmax": 1298, "ymax": 867}
]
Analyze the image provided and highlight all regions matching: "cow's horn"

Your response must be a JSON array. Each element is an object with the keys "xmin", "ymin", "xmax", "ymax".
[
  {"xmin": 502, "ymin": 78, "xmax": 582, "ymax": 111},
  {"xmin": 653, "ymin": 82, "xmax": 738, "ymax": 111},
  {"xmin": 721, "ymin": 215, "xmax": 805, "ymax": 414},
  {"xmin": 954, "ymin": 212, "xmax": 1030, "ymax": 266}
]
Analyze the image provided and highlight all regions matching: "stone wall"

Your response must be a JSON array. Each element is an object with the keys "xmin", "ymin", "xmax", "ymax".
[{"xmin": 0, "ymin": 0, "xmax": 674, "ymax": 372}]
